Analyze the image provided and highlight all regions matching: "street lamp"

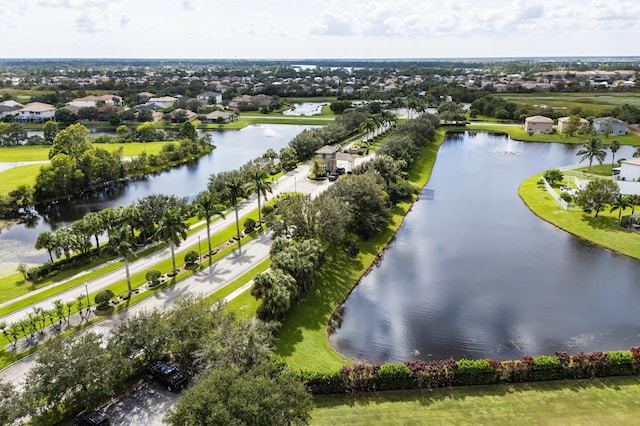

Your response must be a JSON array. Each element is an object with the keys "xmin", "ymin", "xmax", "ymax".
[
  {"xmin": 198, "ymin": 235, "xmax": 202, "ymax": 265},
  {"xmin": 294, "ymin": 175, "xmax": 297, "ymax": 193},
  {"xmin": 85, "ymin": 284, "xmax": 90, "ymax": 316}
]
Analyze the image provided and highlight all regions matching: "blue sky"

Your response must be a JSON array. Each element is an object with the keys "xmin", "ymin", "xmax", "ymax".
[{"xmin": 0, "ymin": 0, "xmax": 637, "ymax": 59}]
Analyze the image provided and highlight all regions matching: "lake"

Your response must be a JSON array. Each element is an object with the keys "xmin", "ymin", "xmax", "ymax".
[
  {"xmin": 329, "ymin": 131, "xmax": 640, "ymax": 364},
  {"xmin": 0, "ymin": 124, "xmax": 316, "ymax": 266}
]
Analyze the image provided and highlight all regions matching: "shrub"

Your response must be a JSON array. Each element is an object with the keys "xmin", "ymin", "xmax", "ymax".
[
  {"xmin": 244, "ymin": 218, "xmax": 256, "ymax": 233},
  {"xmin": 560, "ymin": 191, "xmax": 573, "ymax": 203},
  {"xmin": 605, "ymin": 351, "xmax": 634, "ymax": 376},
  {"xmin": 377, "ymin": 363, "xmax": 414, "ymax": 391},
  {"xmin": 94, "ymin": 289, "xmax": 115, "ymax": 309},
  {"xmin": 530, "ymin": 355, "xmax": 563, "ymax": 381},
  {"xmin": 297, "ymin": 370, "xmax": 345, "ymax": 394},
  {"xmin": 145, "ymin": 269, "xmax": 161, "ymax": 286},
  {"xmin": 347, "ymin": 240, "xmax": 360, "ymax": 258},
  {"xmin": 184, "ymin": 250, "xmax": 199, "ymax": 265},
  {"xmin": 454, "ymin": 359, "xmax": 496, "ymax": 386},
  {"xmin": 262, "ymin": 204, "xmax": 274, "ymax": 216}
]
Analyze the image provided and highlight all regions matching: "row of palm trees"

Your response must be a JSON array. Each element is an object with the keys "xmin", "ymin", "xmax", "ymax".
[
  {"xmin": 576, "ymin": 134, "xmax": 640, "ymax": 171},
  {"xmin": 360, "ymin": 110, "xmax": 398, "ymax": 142}
]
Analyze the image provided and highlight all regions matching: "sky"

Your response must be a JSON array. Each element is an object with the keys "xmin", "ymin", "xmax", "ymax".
[{"xmin": 0, "ymin": 0, "xmax": 638, "ymax": 59}]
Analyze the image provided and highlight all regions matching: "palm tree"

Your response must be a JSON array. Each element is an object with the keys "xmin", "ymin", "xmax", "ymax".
[
  {"xmin": 610, "ymin": 193, "xmax": 631, "ymax": 223},
  {"xmin": 194, "ymin": 191, "xmax": 226, "ymax": 267},
  {"xmin": 120, "ymin": 205, "xmax": 141, "ymax": 240},
  {"xmin": 627, "ymin": 194, "xmax": 640, "ymax": 215},
  {"xmin": 249, "ymin": 169, "xmax": 273, "ymax": 228},
  {"xmin": 83, "ymin": 211, "xmax": 105, "ymax": 253},
  {"xmin": 226, "ymin": 177, "xmax": 246, "ymax": 250},
  {"xmin": 109, "ymin": 225, "xmax": 135, "ymax": 298},
  {"xmin": 576, "ymin": 135, "xmax": 606, "ymax": 171},
  {"xmin": 610, "ymin": 139, "xmax": 621, "ymax": 169},
  {"xmin": 157, "ymin": 207, "xmax": 189, "ymax": 275},
  {"xmin": 35, "ymin": 231, "xmax": 58, "ymax": 262}
]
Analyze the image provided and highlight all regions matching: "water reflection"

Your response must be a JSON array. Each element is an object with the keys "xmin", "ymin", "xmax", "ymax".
[
  {"xmin": 330, "ymin": 132, "xmax": 640, "ymax": 363},
  {"xmin": 1, "ymin": 124, "xmax": 316, "ymax": 265}
]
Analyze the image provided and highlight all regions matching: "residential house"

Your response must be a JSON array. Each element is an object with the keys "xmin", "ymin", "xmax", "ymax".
[
  {"xmin": 0, "ymin": 105, "xmax": 18, "ymax": 119},
  {"xmin": 0, "ymin": 100, "xmax": 22, "ymax": 108},
  {"xmin": 163, "ymin": 108, "xmax": 197, "ymax": 123},
  {"xmin": 315, "ymin": 145, "xmax": 339, "ymax": 173},
  {"xmin": 619, "ymin": 158, "xmax": 640, "ymax": 181},
  {"xmin": 148, "ymin": 96, "xmax": 178, "ymax": 108},
  {"xmin": 592, "ymin": 117, "xmax": 627, "ymax": 135},
  {"xmin": 524, "ymin": 115, "xmax": 553, "ymax": 134},
  {"xmin": 557, "ymin": 116, "xmax": 590, "ymax": 133},
  {"xmin": 68, "ymin": 94, "xmax": 123, "ymax": 108},
  {"xmin": 16, "ymin": 102, "xmax": 56, "ymax": 122},
  {"xmin": 343, "ymin": 85, "xmax": 354, "ymax": 95},
  {"xmin": 204, "ymin": 110, "xmax": 234, "ymax": 124}
]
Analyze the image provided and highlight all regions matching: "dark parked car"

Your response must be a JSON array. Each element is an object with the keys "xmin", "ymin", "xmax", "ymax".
[
  {"xmin": 328, "ymin": 172, "xmax": 339, "ymax": 181},
  {"xmin": 335, "ymin": 167, "xmax": 346, "ymax": 175},
  {"xmin": 75, "ymin": 410, "xmax": 110, "ymax": 426},
  {"xmin": 147, "ymin": 361, "xmax": 188, "ymax": 392}
]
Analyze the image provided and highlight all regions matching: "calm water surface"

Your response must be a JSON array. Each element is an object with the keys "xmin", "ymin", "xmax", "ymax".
[
  {"xmin": 330, "ymin": 131, "xmax": 640, "ymax": 363},
  {"xmin": 1, "ymin": 124, "xmax": 315, "ymax": 265}
]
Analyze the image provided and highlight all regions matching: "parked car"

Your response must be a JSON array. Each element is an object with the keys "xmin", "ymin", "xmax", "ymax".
[
  {"xmin": 147, "ymin": 361, "xmax": 188, "ymax": 392},
  {"xmin": 75, "ymin": 410, "xmax": 110, "ymax": 426},
  {"xmin": 328, "ymin": 172, "xmax": 339, "ymax": 181},
  {"xmin": 335, "ymin": 167, "xmax": 346, "ymax": 175}
]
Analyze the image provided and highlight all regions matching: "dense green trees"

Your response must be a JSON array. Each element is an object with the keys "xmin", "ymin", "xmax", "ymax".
[{"xmin": 575, "ymin": 178, "xmax": 620, "ymax": 217}]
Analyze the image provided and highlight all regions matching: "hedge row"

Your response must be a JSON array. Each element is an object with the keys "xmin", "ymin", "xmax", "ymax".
[{"xmin": 299, "ymin": 348, "xmax": 640, "ymax": 394}]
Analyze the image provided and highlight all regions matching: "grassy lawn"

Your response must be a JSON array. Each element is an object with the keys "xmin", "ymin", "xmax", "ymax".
[
  {"xmin": 310, "ymin": 376, "xmax": 640, "ymax": 425},
  {"xmin": 519, "ymin": 174, "xmax": 640, "ymax": 259},
  {"xmin": 497, "ymin": 92, "xmax": 640, "ymax": 116},
  {"xmin": 463, "ymin": 123, "xmax": 640, "ymax": 145},
  {"xmin": 0, "ymin": 164, "xmax": 42, "ymax": 195},
  {"xmin": 0, "ymin": 142, "xmax": 170, "ymax": 162},
  {"xmin": 273, "ymin": 131, "xmax": 446, "ymax": 372},
  {"xmin": 200, "ymin": 115, "xmax": 332, "ymax": 130}
]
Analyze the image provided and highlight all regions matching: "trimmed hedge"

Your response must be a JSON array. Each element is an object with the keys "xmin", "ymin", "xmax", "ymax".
[{"xmin": 300, "ymin": 348, "xmax": 640, "ymax": 394}]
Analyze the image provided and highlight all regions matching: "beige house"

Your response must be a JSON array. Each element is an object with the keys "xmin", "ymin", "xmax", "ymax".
[
  {"xmin": 68, "ymin": 94, "xmax": 123, "ymax": 108},
  {"xmin": 557, "ymin": 116, "xmax": 590, "ymax": 133},
  {"xmin": 524, "ymin": 115, "xmax": 553, "ymax": 134},
  {"xmin": 315, "ymin": 145, "xmax": 339, "ymax": 173},
  {"xmin": 204, "ymin": 110, "xmax": 234, "ymax": 124},
  {"xmin": 17, "ymin": 102, "xmax": 56, "ymax": 122}
]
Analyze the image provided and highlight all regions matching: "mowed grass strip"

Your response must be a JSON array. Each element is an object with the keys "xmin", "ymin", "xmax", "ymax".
[
  {"xmin": 310, "ymin": 377, "xmax": 640, "ymax": 425},
  {"xmin": 519, "ymin": 174, "xmax": 640, "ymax": 259},
  {"xmin": 275, "ymin": 131, "xmax": 446, "ymax": 372},
  {"xmin": 0, "ymin": 141, "xmax": 172, "ymax": 162}
]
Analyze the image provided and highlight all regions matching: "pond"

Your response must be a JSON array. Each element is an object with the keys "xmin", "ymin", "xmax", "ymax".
[
  {"xmin": 329, "ymin": 131, "xmax": 640, "ymax": 364},
  {"xmin": 282, "ymin": 103, "xmax": 327, "ymax": 116},
  {"xmin": 0, "ymin": 124, "xmax": 316, "ymax": 267}
]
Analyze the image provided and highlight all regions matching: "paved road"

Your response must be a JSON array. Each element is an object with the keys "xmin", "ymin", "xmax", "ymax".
[{"xmin": 0, "ymin": 160, "xmax": 49, "ymax": 173}]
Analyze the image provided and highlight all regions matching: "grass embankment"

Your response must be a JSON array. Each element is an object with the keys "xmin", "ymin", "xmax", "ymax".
[
  {"xmin": 463, "ymin": 123, "xmax": 640, "ymax": 145},
  {"xmin": 200, "ymin": 115, "xmax": 333, "ymax": 130},
  {"xmin": 262, "ymin": 130, "xmax": 446, "ymax": 372},
  {"xmin": 310, "ymin": 376, "xmax": 640, "ymax": 425},
  {"xmin": 0, "ymin": 142, "xmax": 169, "ymax": 162},
  {"xmin": 519, "ymin": 174, "xmax": 640, "ymax": 259}
]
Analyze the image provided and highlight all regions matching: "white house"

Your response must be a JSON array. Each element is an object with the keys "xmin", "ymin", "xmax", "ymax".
[
  {"xmin": 196, "ymin": 91, "xmax": 222, "ymax": 104},
  {"xmin": 592, "ymin": 117, "xmax": 627, "ymax": 135},
  {"xmin": 524, "ymin": 115, "xmax": 553, "ymax": 134},
  {"xmin": 16, "ymin": 102, "xmax": 56, "ymax": 122},
  {"xmin": 0, "ymin": 105, "xmax": 18, "ymax": 119},
  {"xmin": 620, "ymin": 158, "xmax": 640, "ymax": 182}
]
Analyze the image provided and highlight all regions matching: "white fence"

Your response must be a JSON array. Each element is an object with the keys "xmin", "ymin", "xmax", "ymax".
[{"xmin": 542, "ymin": 178, "xmax": 580, "ymax": 210}]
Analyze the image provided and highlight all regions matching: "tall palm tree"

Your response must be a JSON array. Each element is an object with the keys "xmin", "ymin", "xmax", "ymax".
[
  {"xmin": 610, "ymin": 193, "xmax": 631, "ymax": 224},
  {"xmin": 83, "ymin": 211, "xmax": 105, "ymax": 253},
  {"xmin": 249, "ymin": 169, "xmax": 273, "ymax": 228},
  {"xmin": 226, "ymin": 177, "xmax": 246, "ymax": 250},
  {"xmin": 576, "ymin": 135, "xmax": 606, "ymax": 171},
  {"xmin": 120, "ymin": 205, "xmax": 141, "ymax": 240},
  {"xmin": 610, "ymin": 139, "xmax": 621, "ymax": 169},
  {"xmin": 108, "ymin": 225, "xmax": 135, "ymax": 298},
  {"xmin": 35, "ymin": 231, "xmax": 58, "ymax": 262},
  {"xmin": 194, "ymin": 191, "xmax": 226, "ymax": 267},
  {"xmin": 157, "ymin": 207, "xmax": 189, "ymax": 275}
]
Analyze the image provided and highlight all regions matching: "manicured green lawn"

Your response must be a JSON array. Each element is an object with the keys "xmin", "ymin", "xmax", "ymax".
[
  {"xmin": 519, "ymin": 174, "xmax": 640, "ymax": 259},
  {"xmin": 0, "ymin": 164, "xmax": 42, "ymax": 195},
  {"xmin": 0, "ymin": 142, "xmax": 170, "ymax": 162},
  {"xmin": 310, "ymin": 376, "xmax": 640, "ymax": 425}
]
